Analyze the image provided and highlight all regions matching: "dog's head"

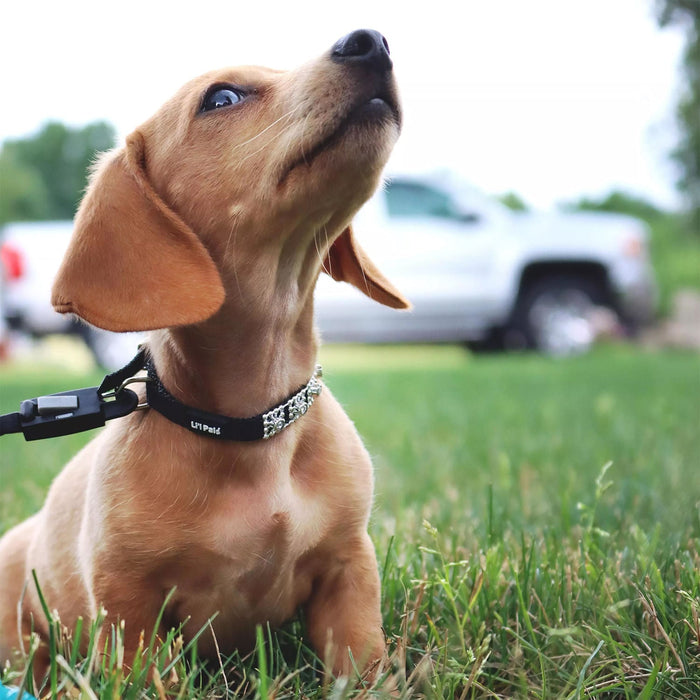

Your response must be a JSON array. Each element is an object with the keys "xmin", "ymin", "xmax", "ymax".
[{"xmin": 52, "ymin": 30, "xmax": 409, "ymax": 333}]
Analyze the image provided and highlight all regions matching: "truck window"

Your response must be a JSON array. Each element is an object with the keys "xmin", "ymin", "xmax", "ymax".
[{"xmin": 385, "ymin": 181, "xmax": 478, "ymax": 222}]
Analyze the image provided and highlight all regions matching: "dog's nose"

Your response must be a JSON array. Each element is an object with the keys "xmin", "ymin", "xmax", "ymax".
[{"xmin": 331, "ymin": 29, "xmax": 393, "ymax": 72}]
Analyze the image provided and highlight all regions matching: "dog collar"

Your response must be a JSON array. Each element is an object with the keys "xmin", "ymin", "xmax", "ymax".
[
  {"xmin": 143, "ymin": 353, "xmax": 323, "ymax": 441},
  {"xmin": 0, "ymin": 347, "xmax": 322, "ymax": 442}
]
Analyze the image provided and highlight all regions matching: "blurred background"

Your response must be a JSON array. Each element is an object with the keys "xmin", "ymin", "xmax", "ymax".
[
  {"xmin": 2, "ymin": 6, "xmax": 699, "ymax": 694},
  {"xmin": 1, "ymin": 0, "xmax": 699, "ymax": 367}
]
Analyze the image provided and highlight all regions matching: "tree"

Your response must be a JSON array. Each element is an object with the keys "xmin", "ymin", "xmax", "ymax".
[
  {"xmin": 560, "ymin": 190, "xmax": 664, "ymax": 222},
  {"xmin": 0, "ymin": 150, "xmax": 50, "ymax": 223},
  {"xmin": 0, "ymin": 121, "xmax": 116, "ymax": 225},
  {"xmin": 498, "ymin": 192, "xmax": 530, "ymax": 212},
  {"xmin": 656, "ymin": 0, "xmax": 700, "ymax": 229}
]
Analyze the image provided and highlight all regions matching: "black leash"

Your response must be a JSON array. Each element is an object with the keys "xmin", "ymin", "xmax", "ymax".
[{"xmin": 0, "ymin": 348, "xmax": 322, "ymax": 442}]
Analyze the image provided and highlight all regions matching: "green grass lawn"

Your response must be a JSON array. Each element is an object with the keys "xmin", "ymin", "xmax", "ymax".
[{"xmin": 1, "ymin": 344, "xmax": 699, "ymax": 698}]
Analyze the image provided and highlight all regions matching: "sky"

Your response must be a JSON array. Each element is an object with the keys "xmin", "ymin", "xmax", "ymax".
[{"xmin": 0, "ymin": 0, "xmax": 686, "ymax": 210}]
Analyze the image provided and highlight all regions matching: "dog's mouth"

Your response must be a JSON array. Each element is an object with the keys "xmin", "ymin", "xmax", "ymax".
[{"xmin": 277, "ymin": 92, "xmax": 401, "ymax": 187}]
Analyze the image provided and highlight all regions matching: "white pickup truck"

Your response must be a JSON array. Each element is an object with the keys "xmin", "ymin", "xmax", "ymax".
[
  {"xmin": 315, "ymin": 172, "xmax": 656, "ymax": 353},
  {"xmin": 1, "ymin": 172, "xmax": 656, "ymax": 366}
]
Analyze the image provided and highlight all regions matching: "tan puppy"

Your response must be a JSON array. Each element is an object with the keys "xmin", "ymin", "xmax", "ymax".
[{"xmin": 0, "ymin": 30, "xmax": 409, "ymax": 683}]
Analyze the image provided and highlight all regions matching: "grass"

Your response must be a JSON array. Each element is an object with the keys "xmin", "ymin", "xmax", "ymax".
[{"xmin": 1, "ymin": 343, "xmax": 699, "ymax": 697}]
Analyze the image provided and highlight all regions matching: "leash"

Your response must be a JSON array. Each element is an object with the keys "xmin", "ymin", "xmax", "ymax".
[
  {"xmin": 0, "ymin": 349, "xmax": 146, "ymax": 441},
  {"xmin": 0, "ymin": 347, "xmax": 322, "ymax": 442}
]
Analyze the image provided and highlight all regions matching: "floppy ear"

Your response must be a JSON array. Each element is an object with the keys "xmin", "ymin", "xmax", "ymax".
[
  {"xmin": 323, "ymin": 226, "xmax": 410, "ymax": 309},
  {"xmin": 51, "ymin": 132, "xmax": 225, "ymax": 332}
]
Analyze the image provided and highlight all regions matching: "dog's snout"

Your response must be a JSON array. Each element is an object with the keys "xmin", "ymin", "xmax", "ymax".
[{"xmin": 331, "ymin": 29, "xmax": 392, "ymax": 72}]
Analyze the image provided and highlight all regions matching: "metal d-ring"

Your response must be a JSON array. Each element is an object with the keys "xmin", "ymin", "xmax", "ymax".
[
  {"xmin": 119, "ymin": 376, "xmax": 152, "ymax": 411},
  {"xmin": 101, "ymin": 376, "xmax": 152, "ymax": 411}
]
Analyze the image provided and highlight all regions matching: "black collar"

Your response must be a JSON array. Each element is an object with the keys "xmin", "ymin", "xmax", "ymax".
[
  {"xmin": 0, "ymin": 347, "xmax": 321, "ymax": 443},
  {"xmin": 142, "ymin": 351, "xmax": 323, "ymax": 441}
]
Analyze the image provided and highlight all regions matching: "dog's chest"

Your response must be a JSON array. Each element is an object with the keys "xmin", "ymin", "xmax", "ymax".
[{"xmin": 157, "ymin": 470, "xmax": 328, "ymax": 639}]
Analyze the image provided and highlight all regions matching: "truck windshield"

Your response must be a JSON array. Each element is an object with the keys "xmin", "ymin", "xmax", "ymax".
[
  {"xmin": 385, "ymin": 181, "xmax": 456, "ymax": 218},
  {"xmin": 385, "ymin": 180, "xmax": 479, "ymax": 222}
]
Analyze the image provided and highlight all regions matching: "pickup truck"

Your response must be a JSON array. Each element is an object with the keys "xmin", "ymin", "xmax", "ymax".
[
  {"xmin": 316, "ymin": 171, "xmax": 657, "ymax": 354},
  {"xmin": 0, "ymin": 172, "xmax": 656, "ymax": 366}
]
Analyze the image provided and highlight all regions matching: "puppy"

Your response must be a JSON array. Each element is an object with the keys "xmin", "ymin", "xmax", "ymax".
[{"xmin": 0, "ymin": 29, "xmax": 409, "ymax": 684}]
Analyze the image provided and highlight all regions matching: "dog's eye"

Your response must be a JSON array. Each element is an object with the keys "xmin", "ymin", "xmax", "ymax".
[{"xmin": 201, "ymin": 86, "xmax": 244, "ymax": 113}]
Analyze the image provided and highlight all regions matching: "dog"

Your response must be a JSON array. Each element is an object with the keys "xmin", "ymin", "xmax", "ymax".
[{"xmin": 0, "ymin": 29, "xmax": 409, "ymax": 685}]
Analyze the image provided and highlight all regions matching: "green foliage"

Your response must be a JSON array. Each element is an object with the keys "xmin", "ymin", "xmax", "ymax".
[
  {"xmin": 649, "ymin": 212, "xmax": 700, "ymax": 311},
  {"xmin": 0, "ymin": 121, "xmax": 116, "ymax": 226},
  {"xmin": 656, "ymin": 0, "xmax": 700, "ymax": 231},
  {"xmin": 497, "ymin": 191, "xmax": 530, "ymax": 211},
  {"xmin": 1, "ymin": 346, "xmax": 699, "ymax": 697},
  {"xmin": 560, "ymin": 189, "xmax": 665, "ymax": 222},
  {"xmin": 0, "ymin": 150, "xmax": 50, "ymax": 223}
]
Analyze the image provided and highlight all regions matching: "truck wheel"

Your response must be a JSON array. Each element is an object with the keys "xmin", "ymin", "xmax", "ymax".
[{"xmin": 508, "ymin": 275, "xmax": 607, "ymax": 355}]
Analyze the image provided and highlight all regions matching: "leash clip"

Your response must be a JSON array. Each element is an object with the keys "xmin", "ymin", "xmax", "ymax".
[
  {"xmin": 16, "ymin": 386, "xmax": 139, "ymax": 441},
  {"xmin": 0, "ymin": 348, "xmax": 150, "ymax": 442},
  {"xmin": 100, "ymin": 375, "xmax": 152, "ymax": 411}
]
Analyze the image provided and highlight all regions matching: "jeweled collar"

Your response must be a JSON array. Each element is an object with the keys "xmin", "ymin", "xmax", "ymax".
[{"xmin": 143, "ymin": 352, "xmax": 323, "ymax": 441}]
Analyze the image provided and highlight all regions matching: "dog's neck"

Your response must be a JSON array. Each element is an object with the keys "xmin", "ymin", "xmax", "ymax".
[{"xmin": 147, "ymin": 244, "xmax": 322, "ymax": 420}]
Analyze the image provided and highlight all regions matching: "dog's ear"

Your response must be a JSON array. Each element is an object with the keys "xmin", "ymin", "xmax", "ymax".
[
  {"xmin": 323, "ymin": 226, "xmax": 410, "ymax": 309},
  {"xmin": 51, "ymin": 132, "xmax": 225, "ymax": 332}
]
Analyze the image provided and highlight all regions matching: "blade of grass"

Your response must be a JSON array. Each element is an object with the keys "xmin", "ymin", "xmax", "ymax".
[
  {"xmin": 30, "ymin": 570, "xmax": 57, "ymax": 697},
  {"xmin": 255, "ymin": 624, "xmax": 269, "ymax": 699}
]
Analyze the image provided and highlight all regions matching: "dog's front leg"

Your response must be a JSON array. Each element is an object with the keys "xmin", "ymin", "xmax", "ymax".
[
  {"xmin": 305, "ymin": 533, "xmax": 387, "ymax": 682},
  {"xmin": 91, "ymin": 576, "xmax": 169, "ymax": 674}
]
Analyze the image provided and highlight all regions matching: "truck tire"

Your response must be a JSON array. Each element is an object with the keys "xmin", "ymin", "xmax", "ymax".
[{"xmin": 507, "ymin": 274, "xmax": 608, "ymax": 355}]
